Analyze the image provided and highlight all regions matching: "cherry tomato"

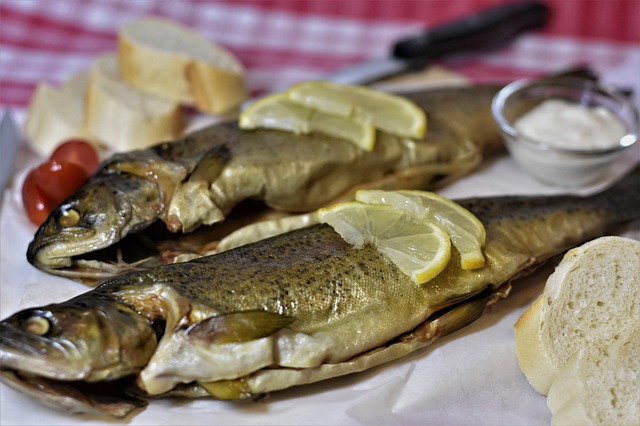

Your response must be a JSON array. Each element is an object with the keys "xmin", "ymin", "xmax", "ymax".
[
  {"xmin": 21, "ymin": 140, "xmax": 97, "ymax": 226},
  {"xmin": 21, "ymin": 169, "xmax": 56, "ymax": 226},
  {"xmin": 32, "ymin": 160, "xmax": 88, "ymax": 205},
  {"xmin": 50, "ymin": 139, "xmax": 100, "ymax": 176}
]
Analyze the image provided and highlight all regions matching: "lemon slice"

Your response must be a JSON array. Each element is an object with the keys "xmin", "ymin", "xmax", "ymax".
[
  {"xmin": 287, "ymin": 80, "xmax": 426, "ymax": 139},
  {"xmin": 318, "ymin": 202, "xmax": 451, "ymax": 284},
  {"xmin": 355, "ymin": 190, "xmax": 486, "ymax": 269},
  {"xmin": 239, "ymin": 93, "xmax": 375, "ymax": 151}
]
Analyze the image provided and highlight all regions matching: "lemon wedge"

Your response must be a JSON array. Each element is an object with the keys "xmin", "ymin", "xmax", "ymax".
[
  {"xmin": 287, "ymin": 80, "xmax": 427, "ymax": 139},
  {"xmin": 318, "ymin": 202, "xmax": 451, "ymax": 284},
  {"xmin": 239, "ymin": 93, "xmax": 376, "ymax": 151},
  {"xmin": 355, "ymin": 190, "xmax": 486, "ymax": 269}
]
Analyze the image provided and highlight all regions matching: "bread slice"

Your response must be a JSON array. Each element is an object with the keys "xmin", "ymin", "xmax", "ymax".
[
  {"xmin": 514, "ymin": 236, "xmax": 640, "ymax": 395},
  {"xmin": 546, "ymin": 329, "xmax": 639, "ymax": 426},
  {"xmin": 85, "ymin": 53, "xmax": 184, "ymax": 151},
  {"xmin": 23, "ymin": 72, "xmax": 95, "ymax": 156},
  {"xmin": 118, "ymin": 16, "xmax": 247, "ymax": 114}
]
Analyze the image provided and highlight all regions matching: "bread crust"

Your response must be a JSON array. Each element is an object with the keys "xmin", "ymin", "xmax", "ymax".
[
  {"xmin": 118, "ymin": 34, "xmax": 194, "ymax": 104},
  {"xmin": 117, "ymin": 17, "xmax": 247, "ymax": 114},
  {"xmin": 23, "ymin": 73, "xmax": 95, "ymax": 156},
  {"xmin": 514, "ymin": 295, "xmax": 555, "ymax": 394},
  {"xmin": 186, "ymin": 60, "xmax": 247, "ymax": 114},
  {"xmin": 86, "ymin": 53, "xmax": 184, "ymax": 151}
]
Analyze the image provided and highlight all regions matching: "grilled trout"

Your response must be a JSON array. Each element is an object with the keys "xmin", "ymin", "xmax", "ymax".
[
  {"xmin": 27, "ymin": 84, "xmax": 506, "ymax": 282},
  {"xmin": 2, "ymin": 165, "xmax": 638, "ymax": 418}
]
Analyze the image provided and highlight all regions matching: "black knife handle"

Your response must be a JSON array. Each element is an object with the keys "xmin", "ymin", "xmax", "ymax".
[{"xmin": 392, "ymin": 1, "xmax": 550, "ymax": 62}]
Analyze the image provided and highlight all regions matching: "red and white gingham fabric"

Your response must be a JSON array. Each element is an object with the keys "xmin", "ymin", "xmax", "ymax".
[
  {"xmin": 0, "ymin": 2, "xmax": 639, "ymax": 425},
  {"xmin": 1, "ymin": 0, "xmax": 639, "ymax": 112}
]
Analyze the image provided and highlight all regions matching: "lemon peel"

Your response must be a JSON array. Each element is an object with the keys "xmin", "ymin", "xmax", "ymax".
[
  {"xmin": 355, "ymin": 189, "xmax": 486, "ymax": 269},
  {"xmin": 287, "ymin": 80, "xmax": 426, "ymax": 139},
  {"xmin": 318, "ymin": 202, "xmax": 451, "ymax": 284},
  {"xmin": 239, "ymin": 93, "xmax": 375, "ymax": 151}
]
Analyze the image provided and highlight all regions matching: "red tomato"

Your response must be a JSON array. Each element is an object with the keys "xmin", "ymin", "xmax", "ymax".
[
  {"xmin": 32, "ymin": 160, "xmax": 88, "ymax": 205},
  {"xmin": 50, "ymin": 139, "xmax": 100, "ymax": 176},
  {"xmin": 21, "ymin": 139, "xmax": 97, "ymax": 226},
  {"xmin": 21, "ymin": 169, "xmax": 56, "ymax": 226}
]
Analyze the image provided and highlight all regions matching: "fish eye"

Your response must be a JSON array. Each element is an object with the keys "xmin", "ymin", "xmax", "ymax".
[
  {"xmin": 58, "ymin": 209, "xmax": 80, "ymax": 227},
  {"xmin": 23, "ymin": 315, "xmax": 51, "ymax": 336}
]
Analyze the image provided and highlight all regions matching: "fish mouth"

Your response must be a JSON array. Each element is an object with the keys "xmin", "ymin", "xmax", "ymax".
[
  {"xmin": 0, "ymin": 322, "xmax": 90, "ymax": 381},
  {"xmin": 27, "ymin": 226, "xmax": 164, "ymax": 283},
  {"xmin": 0, "ymin": 322, "xmax": 147, "ymax": 417},
  {"xmin": 0, "ymin": 369, "xmax": 146, "ymax": 418},
  {"xmin": 27, "ymin": 227, "xmax": 104, "ymax": 270}
]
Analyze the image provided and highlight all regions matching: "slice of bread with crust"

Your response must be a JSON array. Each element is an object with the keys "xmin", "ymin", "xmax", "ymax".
[
  {"xmin": 23, "ymin": 73, "xmax": 95, "ymax": 156},
  {"xmin": 86, "ymin": 53, "xmax": 184, "ymax": 151},
  {"xmin": 118, "ymin": 16, "xmax": 247, "ymax": 114},
  {"xmin": 547, "ymin": 329, "xmax": 639, "ymax": 426},
  {"xmin": 514, "ymin": 236, "xmax": 640, "ymax": 395}
]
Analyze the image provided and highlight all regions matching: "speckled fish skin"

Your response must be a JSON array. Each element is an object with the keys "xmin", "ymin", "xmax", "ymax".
[
  {"xmin": 2, "ymin": 165, "xmax": 638, "ymax": 417},
  {"xmin": 27, "ymin": 84, "xmax": 505, "ymax": 282}
]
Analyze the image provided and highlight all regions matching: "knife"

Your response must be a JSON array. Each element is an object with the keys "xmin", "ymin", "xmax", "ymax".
[
  {"xmin": 329, "ymin": 1, "xmax": 550, "ymax": 85},
  {"xmin": 0, "ymin": 109, "xmax": 21, "ymax": 193}
]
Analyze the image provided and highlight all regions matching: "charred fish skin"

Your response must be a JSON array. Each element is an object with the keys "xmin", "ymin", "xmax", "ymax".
[
  {"xmin": 2, "ymin": 166, "xmax": 638, "ymax": 417},
  {"xmin": 26, "ymin": 84, "xmax": 505, "ymax": 281}
]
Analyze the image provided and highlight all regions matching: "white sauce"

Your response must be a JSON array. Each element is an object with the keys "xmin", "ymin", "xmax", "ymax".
[{"xmin": 514, "ymin": 99, "xmax": 627, "ymax": 150}]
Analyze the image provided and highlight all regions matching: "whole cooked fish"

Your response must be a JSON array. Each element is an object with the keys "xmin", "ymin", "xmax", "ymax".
[
  {"xmin": 27, "ymin": 84, "xmax": 507, "ymax": 282},
  {"xmin": 2, "ymin": 165, "xmax": 637, "ymax": 418}
]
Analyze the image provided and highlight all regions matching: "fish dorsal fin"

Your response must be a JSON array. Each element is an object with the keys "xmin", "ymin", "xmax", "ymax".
[{"xmin": 185, "ymin": 311, "xmax": 294, "ymax": 344}]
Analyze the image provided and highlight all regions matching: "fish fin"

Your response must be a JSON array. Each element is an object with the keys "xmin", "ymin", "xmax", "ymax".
[
  {"xmin": 190, "ymin": 147, "xmax": 229, "ymax": 180},
  {"xmin": 198, "ymin": 379, "xmax": 254, "ymax": 400},
  {"xmin": 246, "ymin": 292, "xmax": 494, "ymax": 395},
  {"xmin": 185, "ymin": 311, "xmax": 294, "ymax": 344},
  {"xmin": 422, "ymin": 291, "xmax": 491, "ymax": 339},
  {"xmin": 166, "ymin": 149, "xmax": 230, "ymax": 232}
]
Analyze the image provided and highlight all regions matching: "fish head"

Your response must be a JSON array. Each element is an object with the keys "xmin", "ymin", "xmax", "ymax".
[
  {"xmin": 0, "ymin": 297, "xmax": 157, "ymax": 382},
  {"xmin": 26, "ymin": 174, "xmax": 162, "ymax": 280},
  {"xmin": 0, "ymin": 296, "xmax": 157, "ymax": 416}
]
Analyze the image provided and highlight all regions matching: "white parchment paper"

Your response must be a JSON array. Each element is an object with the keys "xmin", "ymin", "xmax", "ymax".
[{"xmin": 1, "ymin": 60, "xmax": 638, "ymax": 425}]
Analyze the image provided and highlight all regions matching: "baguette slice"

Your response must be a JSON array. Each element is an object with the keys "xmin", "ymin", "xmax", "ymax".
[
  {"xmin": 514, "ymin": 236, "xmax": 640, "ymax": 395},
  {"xmin": 86, "ymin": 53, "xmax": 184, "ymax": 151},
  {"xmin": 118, "ymin": 16, "xmax": 247, "ymax": 114},
  {"xmin": 23, "ymin": 73, "xmax": 95, "ymax": 156},
  {"xmin": 547, "ymin": 329, "xmax": 640, "ymax": 426}
]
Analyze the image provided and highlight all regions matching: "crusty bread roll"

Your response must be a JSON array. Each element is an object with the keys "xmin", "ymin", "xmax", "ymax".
[
  {"xmin": 23, "ymin": 72, "xmax": 96, "ymax": 156},
  {"xmin": 85, "ymin": 53, "xmax": 184, "ymax": 151},
  {"xmin": 547, "ymin": 329, "xmax": 639, "ymax": 426},
  {"xmin": 514, "ymin": 236, "xmax": 640, "ymax": 396},
  {"xmin": 118, "ymin": 16, "xmax": 247, "ymax": 114}
]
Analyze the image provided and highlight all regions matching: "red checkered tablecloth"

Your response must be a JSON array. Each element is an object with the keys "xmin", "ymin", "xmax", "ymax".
[
  {"xmin": 0, "ymin": 2, "xmax": 639, "ymax": 425},
  {"xmin": 1, "ymin": 0, "xmax": 639, "ymax": 111}
]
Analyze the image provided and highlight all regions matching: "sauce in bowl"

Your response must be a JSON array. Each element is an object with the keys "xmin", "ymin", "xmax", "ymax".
[
  {"xmin": 514, "ymin": 99, "xmax": 627, "ymax": 150},
  {"xmin": 492, "ymin": 78, "xmax": 639, "ymax": 187}
]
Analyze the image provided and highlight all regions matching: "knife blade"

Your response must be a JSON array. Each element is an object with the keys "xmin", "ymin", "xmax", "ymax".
[
  {"xmin": 329, "ymin": 0, "xmax": 550, "ymax": 85},
  {"xmin": 0, "ymin": 109, "xmax": 21, "ymax": 193}
]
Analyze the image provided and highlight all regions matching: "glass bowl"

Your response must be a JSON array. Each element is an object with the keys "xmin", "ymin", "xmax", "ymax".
[{"xmin": 491, "ymin": 78, "xmax": 639, "ymax": 187}]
